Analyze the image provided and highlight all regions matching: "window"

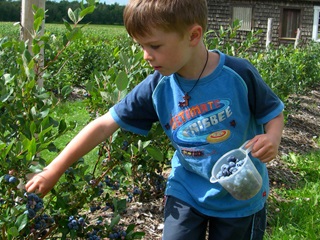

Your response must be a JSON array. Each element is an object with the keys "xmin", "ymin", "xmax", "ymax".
[
  {"xmin": 312, "ymin": 6, "xmax": 320, "ymax": 42},
  {"xmin": 233, "ymin": 7, "xmax": 252, "ymax": 31},
  {"xmin": 281, "ymin": 8, "xmax": 301, "ymax": 38}
]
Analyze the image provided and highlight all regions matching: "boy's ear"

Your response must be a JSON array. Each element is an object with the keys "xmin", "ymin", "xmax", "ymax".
[{"xmin": 189, "ymin": 25, "xmax": 203, "ymax": 46}]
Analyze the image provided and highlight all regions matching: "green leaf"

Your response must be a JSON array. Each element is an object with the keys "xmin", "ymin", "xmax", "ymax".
[
  {"xmin": 33, "ymin": 16, "xmax": 43, "ymax": 33},
  {"xmin": 32, "ymin": 42, "xmax": 40, "ymax": 55},
  {"xmin": 133, "ymin": 51, "xmax": 144, "ymax": 68},
  {"xmin": 34, "ymin": 7, "xmax": 45, "ymax": 20},
  {"xmin": 115, "ymin": 198, "xmax": 127, "ymax": 214},
  {"xmin": 39, "ymin": 34, "xmax": 50, "ymax": 42},
  {"xmin": 80, "ymin": 5, "xmax": 95, "ymax": 18},
  {"xmin": 0, "ymin": 142, "xmax": 6, "ymax": 152},
  {"xmin": 31, "ymin": 106, "xmax": 37, "ymax": 119},
  {"xmin": 0, "ymin": 88, "xmax": 13, "ymax": 102},
  {"xmin": 35, "ymin": 92, "xmax": 50, "ymax": 99},
  {"xmin": 28, "ymin": 138, "xmax": 37, "ymax": 157},
  {"xmin": 61, "ymin": 85, "xmax": 72, "ymax": 98},
  {"xmin": 4, "ymin": 141, "xmax": 14, "ymax": 157},
  {"xmin": 47, "ymin": 142, "xmax": 58, "ymax": 152},
  {"xmin": 30, "ymin": 121, "xmax": 36, "ymax": 137},
  {"xmin": 29, "ymin": 164, "xmax": 44, "ymax": 173},
  {"xmin": 23, "ymin": 48, "xmax": 33, "ymax": 63},
  {"xmin": 119, "ymin": 52, "xmax": 130, "ymax": 71},
  {"xmin": 58, "ymin": 119, "xmax": 67, "ymax": 133},
  {"xmin": 110, "ymin": 214, "xmax": 120, "ymax": 228},
  {"xmin": 62, "ymin": 34, "xmax": 68, "ymax": 45},
  {"xmin": 146, "ymin": 146, "xmax": 164, "ymax": 161},
  {"xmin": 38, "ymin": 125, "xmax": 53, "ymax": 143},
  {"xmin": 16, "ymin": 213, "xmax": 28, "ymax": 232},
  {"xmin": 142, "ymin": 140, "xmax": 151, "ymax": 149},
  {"xmin": 3, "ymin": 73, "xmax": 14, "ymax": 84},
  {"xmin": 100, "ymin": 91, "xmax": 109, "ymax": 101},
  {"xmin": 74, "ymin": 8, "xmax": 82, "ymax": 22},
  {"xmin": 131, "ymin": 144, "xmax": 138, "ymax": 155},
  {"xmin": 68, "ymin": 8, "xmax": 76, "ymax": 23},
  {"xmin": 115, "ymin": 71, "xmax": 129, "ymax": 91},
  {"xmin": 8, "ymin": 227, "xmax": 19, "ymax": 237},
  {"xmin": 66, "ymin": 27, "xmax": 82, "ymax": 41},
  {"xmin": 39, "ymin": 108, "xmax": 50, "ymax": 119},
  {"xmin": 26, "ymin": 78, "xmax": 36, "ymax": 90},
  {"xmin": 1, "ymin": 40, "xmax": 13, "ymax": 49},
  {"xmin": 124, "ymin": 162, "xmax": 132, "ymax": 175},
  {"xmin": 63, "ymin": 19, "xmax": 72, "ymax": 31},
  {"xmin": 126, "ymin": 224, "xmax": 135, "ymax": 233}
]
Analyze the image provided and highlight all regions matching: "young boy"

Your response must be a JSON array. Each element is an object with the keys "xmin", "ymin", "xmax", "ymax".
[{"xmin": 26, "ymin": 0, "xmax": 284, "ymax": 239}]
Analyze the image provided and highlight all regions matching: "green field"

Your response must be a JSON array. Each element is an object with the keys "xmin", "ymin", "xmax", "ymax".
[{"xmin": 0, "ymin": 21, "xmax": 126, "ymax": 39}]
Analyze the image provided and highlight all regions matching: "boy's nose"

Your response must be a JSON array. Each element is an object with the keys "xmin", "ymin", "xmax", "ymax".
[{"xmin": 143, "ymin": 50, "xmax": 153, "ymax": 61}]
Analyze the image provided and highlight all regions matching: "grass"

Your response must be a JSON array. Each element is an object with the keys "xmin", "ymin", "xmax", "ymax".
[
  {"xmin": 0, "ymin": 22, "xmax": 20, "ymax": 38},
  {"xmin": 265, "ymin": 151, "xmax": 320, "ymax": 240},
  {"xmin": 41, "ymin": 100, "xmax": 98, "ymax": 169}
]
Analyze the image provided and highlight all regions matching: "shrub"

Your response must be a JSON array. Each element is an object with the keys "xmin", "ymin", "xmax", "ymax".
[{"xmin": 0, "ymin": 2, "xmax": 145, "ymax": 239}]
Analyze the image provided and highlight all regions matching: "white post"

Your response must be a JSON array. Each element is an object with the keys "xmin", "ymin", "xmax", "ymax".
[
  {"xmin": 266, "ymin": 18, "xmax": 273, "ymax": 50},
  {"xmin": 312, "ymin": 6, "xmax": 320, "ymax": 41},
  {"xmin": 21, "ymin": 0, "xmax": 45, "ymax": 87},
  {"xmin": 294, "ymin": 28, "xmax": 301, "ymax": 49}
]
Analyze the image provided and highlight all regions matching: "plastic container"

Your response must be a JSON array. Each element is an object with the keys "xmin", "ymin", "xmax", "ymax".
[{"xmin": 210, "ymin": 141, "xmax": 262, "ymax": 200}]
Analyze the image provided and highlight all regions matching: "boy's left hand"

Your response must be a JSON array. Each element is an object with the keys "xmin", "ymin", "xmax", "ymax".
[{"xmin": 245, "ymin": 134, "xmax": 280, "ymax": 163}]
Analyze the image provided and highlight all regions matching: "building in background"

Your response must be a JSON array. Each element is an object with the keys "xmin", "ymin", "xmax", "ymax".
[{"xmin": 207, "ymin": 0, "xmax": 320, "ymax": 48}]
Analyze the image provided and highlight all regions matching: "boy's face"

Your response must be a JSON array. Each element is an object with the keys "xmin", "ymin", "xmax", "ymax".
[{"xmin": 134, "ymin": 29, "xmax": 194, "ymax": 77}]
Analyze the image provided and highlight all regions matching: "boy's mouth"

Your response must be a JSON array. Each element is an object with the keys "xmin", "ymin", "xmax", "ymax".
[{"xmin": 153, "ymin": 66, "xmax": 161, "ymax": 70}]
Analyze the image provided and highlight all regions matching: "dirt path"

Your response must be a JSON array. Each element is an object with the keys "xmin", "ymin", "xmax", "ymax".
[{"xmin": 268, "ymin": 86, "xmax": 320, "ymax": 189}]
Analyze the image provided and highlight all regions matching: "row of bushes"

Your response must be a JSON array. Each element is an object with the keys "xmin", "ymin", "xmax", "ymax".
[{"xmin": 45, "ymin": 21, "xmax": 320, "ymax": 103}]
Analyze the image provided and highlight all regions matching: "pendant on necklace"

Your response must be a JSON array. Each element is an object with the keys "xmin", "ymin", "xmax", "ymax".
[
  {"xmin": 178, "ymin": 93, "xmax": 191, "ymax": 107},
  {"xmin": 177, "ymin": 50, "xmax": 209, "ymax": 108}
]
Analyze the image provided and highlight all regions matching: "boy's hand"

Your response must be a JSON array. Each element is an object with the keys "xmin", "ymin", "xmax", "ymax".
[
  {"xmin": 245, "ymin": 133, "xmax": 280, "ymax": 163},
  {"xmin": 25, "ymin": 168, "xmax": 60, "ymax": 196},
  {"xmin": 246, "ymin": 112, "xmax": 284, "ymax": 163}
]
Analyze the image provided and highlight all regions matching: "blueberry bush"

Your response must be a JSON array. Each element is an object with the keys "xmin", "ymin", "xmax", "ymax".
[{"xmin": 0, "ymin": 1, "xmax": 151, "ymax": 239}]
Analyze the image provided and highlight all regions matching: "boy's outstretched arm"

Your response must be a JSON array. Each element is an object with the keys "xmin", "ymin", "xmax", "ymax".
[
  {"xmin": 25, "ymin": 112, "xmax": 119, "ymax": 196},
  {"xmin": 246, "ymin": 112, "xmax": 284, "ymax": 163}
]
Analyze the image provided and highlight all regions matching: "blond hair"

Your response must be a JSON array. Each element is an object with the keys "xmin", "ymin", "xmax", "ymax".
[{"xmin": 123, "ymin": 0, "xmax": 208, "ymax": 38}]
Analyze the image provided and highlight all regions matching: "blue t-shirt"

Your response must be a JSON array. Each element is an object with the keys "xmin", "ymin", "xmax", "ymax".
[{"xmin": 110, "ymin": 50, "xmax": 284, "ymax": 218}]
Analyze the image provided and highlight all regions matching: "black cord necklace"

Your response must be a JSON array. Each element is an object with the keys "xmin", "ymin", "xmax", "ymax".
[{"xmin": 178, "ymin": 50, "xmax": 209, "ymax": 108}]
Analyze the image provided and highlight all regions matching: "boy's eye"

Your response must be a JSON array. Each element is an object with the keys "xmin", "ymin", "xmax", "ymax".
[
  {"xmin": 136, "ymin": 43, "xmax": 160, "ymax": 50},
  {"xmin": 150, "ymin": 45, "xmax": 160, "ymax": 49}
]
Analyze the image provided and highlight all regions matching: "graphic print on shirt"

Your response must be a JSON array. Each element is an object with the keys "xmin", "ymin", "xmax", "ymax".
[{"xmin": 169, "ymin": 98, "xmax": 235, "ymax": 158}]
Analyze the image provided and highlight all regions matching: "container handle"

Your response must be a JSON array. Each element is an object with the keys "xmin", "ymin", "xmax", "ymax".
[
  {"xmin": 245, "ymin": 144, "xmax": 253, "ymax": 154},
  {"xmin": 239, "ymin": 140, "xmax": 253, "ymax": 154}
]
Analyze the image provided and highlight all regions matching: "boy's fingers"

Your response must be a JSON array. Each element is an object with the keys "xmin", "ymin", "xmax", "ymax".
[
  {"xmin": 25, "ymin": 179, "xmax": 33, "ymax": 190},
  {"xmin": 25, "ymin": 182, "xmax": 35, "ymax": 193},
  {"xmin": 25, "ymin": 177, "xmax": 41, "ymax": 193},
  {"xmin": 25, "ymin": 182, "xmax": 45, "ymax": 196},
  {"xmin": 245, "ymin": 138, "xmax": 258, "ymax": 149}
]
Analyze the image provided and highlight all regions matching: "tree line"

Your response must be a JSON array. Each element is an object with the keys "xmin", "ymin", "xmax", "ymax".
[{"xmin": 0, "ymin": 0, "xmax": 125, "ymax": 25}]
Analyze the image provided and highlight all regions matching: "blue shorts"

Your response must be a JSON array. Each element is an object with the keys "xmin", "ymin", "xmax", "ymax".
[{"xmin": 163, "ymin": 196, "xmax": 266, "ymax": 240}]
